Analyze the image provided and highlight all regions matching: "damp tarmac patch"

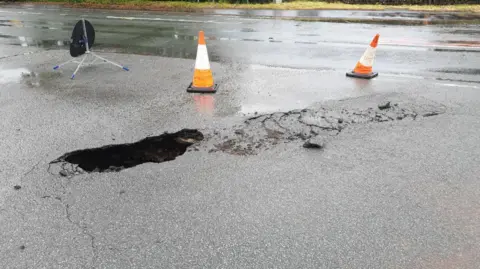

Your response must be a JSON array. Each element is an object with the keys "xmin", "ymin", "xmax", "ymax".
[
  {"xmin": 205, "ymin": 95, "xmax": 447, "ymax": 155},
  {"xmin": 49, "ymin": 129, "xmax": 203, "ymax": 175},
  {"xmin": 21, "ymin": 71, "xmax": 62, "ymax": 88}
]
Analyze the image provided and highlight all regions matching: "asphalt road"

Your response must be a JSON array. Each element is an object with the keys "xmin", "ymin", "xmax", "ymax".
[
  {"xmin": 1, "ymin": 4, "xmax": 479, "ymax": 113},
  {"xmin": 1, "ymin": 4, "xmax": 480, "ymax": 269}
]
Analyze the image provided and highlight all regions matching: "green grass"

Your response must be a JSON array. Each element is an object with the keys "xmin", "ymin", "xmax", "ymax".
[{"xmin": 26, "ymin": 1, "xmax": 480, "ymax": 13}]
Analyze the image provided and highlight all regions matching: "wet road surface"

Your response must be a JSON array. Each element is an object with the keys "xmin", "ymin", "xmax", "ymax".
[
  {"xmin": 0, "ymin": 5, "xmax": 479, "ymax": 114},
  {"xmin": 206, "ymin": 8, "xmax": 480, "ymax": 24},
  {"xmin": 1, "ymin": 4, "xmax": 480, "ymax": 269}
]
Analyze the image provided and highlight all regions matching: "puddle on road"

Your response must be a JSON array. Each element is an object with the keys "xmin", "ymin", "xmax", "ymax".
[
  {"xmin": 208, "ymin": 9, "xmax": 480, "ymax": 22},
  {"xmin": 288, "ymin": 17, "xmax": 480, "ymax": 25},
  {"xmin": 2, "ymin": 14, "xmax": 479, "ymax": 60},
  {"xmin": 366, "ymin": 11, "xmax": 480, "ymax": 21},
  {"xmin": 0, "ymin": 25, "xmax": 206, "ymax": 60},
  {"xmin": 0, "ymin": 68, "xmax": 31, "ymax": 83},
  {"xmin": 0, "ymin": 19, "xmax": 65, "ymax": 30},
  {"xmin": 204, "ymin": 9, "xmax": 480, "ymax": 25}
]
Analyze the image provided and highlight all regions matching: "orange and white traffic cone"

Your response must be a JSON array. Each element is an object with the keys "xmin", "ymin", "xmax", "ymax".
[
  {"xmin": 187, "ymin": 31, "xmax": 217, "ymax": 93},
  {"xmin": 346, "ymin": 34, "xmax": 379, "ymax": 79}
]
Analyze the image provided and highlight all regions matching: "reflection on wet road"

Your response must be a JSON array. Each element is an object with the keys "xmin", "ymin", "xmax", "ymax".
[
  {"xmin": 207, "ymin": 8, "xmax": 480, "ymax": 23},
  {"xmin": 0, "ymin": 4, "xmax": 479, "ymax": 113}
]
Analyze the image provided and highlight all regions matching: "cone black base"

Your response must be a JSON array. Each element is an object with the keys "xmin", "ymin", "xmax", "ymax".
[
  {"xmin": 346, "ymin": 71, "xmax": 378, "ymax": 79},
  {"xmin": 186, "ymin": 83, "xmax": 218, "ymax": 93}
]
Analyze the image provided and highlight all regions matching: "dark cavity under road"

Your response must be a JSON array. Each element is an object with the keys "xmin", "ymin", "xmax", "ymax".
[{"xmin": 50, "ymin": 93, "xmax": 446, "ymax": 175}]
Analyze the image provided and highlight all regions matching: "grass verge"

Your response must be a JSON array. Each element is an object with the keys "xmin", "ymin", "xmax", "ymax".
[{"xmin": 23, "ymin": 1, "xmax": 480, "ymax": 13}]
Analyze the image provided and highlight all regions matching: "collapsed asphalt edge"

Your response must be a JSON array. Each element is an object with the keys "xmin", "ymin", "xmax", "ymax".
[
  {"xmin": 48, "ymin": 129, "xmax": 204, "ymax": 176},
  {"xmin": 49, "ymin": 99, "xmax": 446, "ymax": 175}
]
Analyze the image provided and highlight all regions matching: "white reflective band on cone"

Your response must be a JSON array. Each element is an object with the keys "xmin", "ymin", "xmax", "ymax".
[
  {"xmin": 359, "ymin": 47, "xmax": 376, "ymax": 67},
  {"xmin": 194, "ymin": 45, "xmax": 211, "ymax": 70}
]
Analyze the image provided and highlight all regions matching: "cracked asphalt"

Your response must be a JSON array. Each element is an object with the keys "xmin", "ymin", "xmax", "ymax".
[
  {"xmin": 203, "ymin": 96, "xmax": 447, "ymax": 155},
  {"xmin": 1, "ymin": 4, "xmax": 480, "ymax": 269}
]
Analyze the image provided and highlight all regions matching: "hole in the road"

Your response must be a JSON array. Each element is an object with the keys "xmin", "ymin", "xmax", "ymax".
[{"xmin": 50, "ymin": 129, "xmax": 204, "ymax": 174}]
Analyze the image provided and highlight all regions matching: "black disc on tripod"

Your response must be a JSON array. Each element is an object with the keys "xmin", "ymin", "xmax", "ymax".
[{"xmin": 69, "ymin": 19, "xmax": 95, "ymax": 57}]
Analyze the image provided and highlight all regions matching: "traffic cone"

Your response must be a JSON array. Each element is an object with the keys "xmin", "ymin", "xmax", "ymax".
[
  {"xmin": 187, "ymin": 31, "xmax": 218, "ymax": 93},
  {"xmin": 346, "ymin": 34, "xmax": 379, "ymax": 79}
]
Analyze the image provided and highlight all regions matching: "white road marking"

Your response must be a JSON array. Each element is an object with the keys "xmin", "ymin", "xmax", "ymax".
[
  {"xmin": 436, "ymin": 83, "xmax": 479, "ymax": 89},
  {"xmin": 0, "ymin": 10, "xmax": 42, "ymax": 15},
  {"xmin": 106, "ymin": 15, "xmax": 241, "ymax": 24},
  {"xmin": 382, "ymin": 73, "xmax": 426, "ymax": 79}
]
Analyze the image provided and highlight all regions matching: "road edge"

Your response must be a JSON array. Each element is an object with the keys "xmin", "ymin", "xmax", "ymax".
[{"xmin": 3, "ymin": 1, "xmax": 480, "ymax": 14}]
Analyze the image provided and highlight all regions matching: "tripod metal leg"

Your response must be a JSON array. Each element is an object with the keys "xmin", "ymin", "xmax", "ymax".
[
  {"xmin": 53, "ymin": 58, "xmax": 77, "ymax": 70},
  {"xmin": 55, "ymin": 18, "xmax": 130, "ymax": 78},
  {"xmin": 71, "ymin": 54, "xmax": 88, "ymax": 79},
  {"xmin": 90, "ymin": 52, "xmax": 129, "ymax": 71}
]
